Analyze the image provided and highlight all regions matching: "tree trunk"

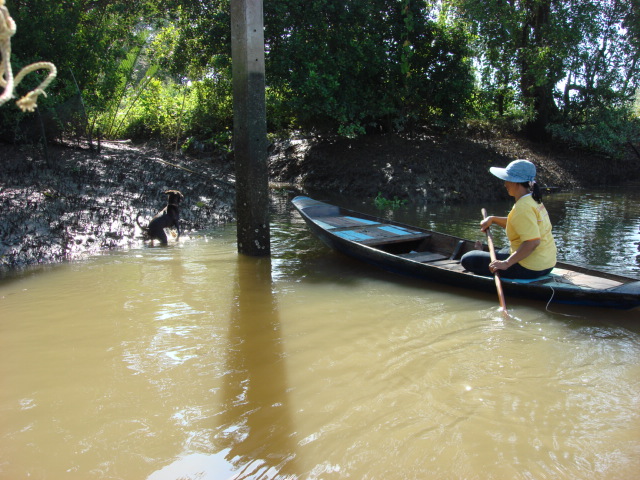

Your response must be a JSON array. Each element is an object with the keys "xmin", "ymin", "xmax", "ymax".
[{"xmin": 519, "ymin": 0, "xmax": 558, "ymax": 141}]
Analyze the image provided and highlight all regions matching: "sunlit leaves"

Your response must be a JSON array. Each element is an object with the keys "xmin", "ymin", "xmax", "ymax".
[
  {"xmin": 447, "ymin": 0, "xmax": 638, "ymax": 145},
  {"xmin": 263, "ymin": 0, "xmax": 474, "ymax": 134}
]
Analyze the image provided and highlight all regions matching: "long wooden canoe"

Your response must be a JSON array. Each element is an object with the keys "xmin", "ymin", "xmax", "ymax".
[{"xmin": 292, "ymin": 196, "xmax": 640, "ymax": 310}]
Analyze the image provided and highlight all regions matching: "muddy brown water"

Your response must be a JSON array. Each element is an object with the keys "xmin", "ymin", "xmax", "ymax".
[{"xmin": 1, "ymin": 189, "xmax": 639, "ymax": 479}]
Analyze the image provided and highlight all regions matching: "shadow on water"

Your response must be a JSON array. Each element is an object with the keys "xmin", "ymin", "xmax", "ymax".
[{"xmin": 216, "ymin": 254, "xmax": 299, "ymax": 478}]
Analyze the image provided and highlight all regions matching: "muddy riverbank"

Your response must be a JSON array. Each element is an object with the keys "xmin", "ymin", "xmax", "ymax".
[
  {"xmin": 2, "ymin": 132, "xmax": 639, "ymax": 271},
  {"xmin": 0, "ymin": 141, "xmax": 236, "ymax": 271}
]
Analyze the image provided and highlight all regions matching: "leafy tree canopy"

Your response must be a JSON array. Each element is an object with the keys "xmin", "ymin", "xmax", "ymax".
[{"xmin": 1, "ymin": 0, "xmax": 638, "ymax": 157}]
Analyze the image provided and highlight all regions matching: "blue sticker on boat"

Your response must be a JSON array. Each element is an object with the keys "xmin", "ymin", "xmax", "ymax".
[
  {"xmin": 313, "ymin": 220, "xmax": 337, "ymax": 230},
  {"xmin": 505, "ymin": 274, "xmax": 555, "ymax": 284},
  {"xmin": 344, "ymin": 216, "xmax": 378, "ymax": 225},
  {"xmin": 378, "ymin": 225, "xmax": 419, "ymax": 235},
  {"xmin": 333, "ymin": 230, "xmax": 374, "ymax": 241}
]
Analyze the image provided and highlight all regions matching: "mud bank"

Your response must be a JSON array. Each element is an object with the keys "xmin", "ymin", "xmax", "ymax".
[
  {"xmin": 270, "ymin": 132, "xmax": 640, "ymax": 204},
  {"xmin": 2, "ymin": 132, "xmax": 639, "ymax": 271},
  {"xmin": 0, "ymin": 141, "xmax": 235, "ymax": 272}
]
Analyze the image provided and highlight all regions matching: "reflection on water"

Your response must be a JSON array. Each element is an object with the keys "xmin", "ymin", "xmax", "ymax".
[
  {"xmin": 0, "ymin": 191, "xmax": 639, "ymax": 479},
  {"xmin": 217, "ymin": 255, "xmax": 298, "ymax": 478},
  {"xmin": 546, "ymin": 189, "xmax": 640, "ymax": 276}
]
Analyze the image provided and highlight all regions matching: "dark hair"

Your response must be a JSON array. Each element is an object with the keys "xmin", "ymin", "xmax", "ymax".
[{"xmin": 519, "ymin": 181, "xmax": 543, "ymax": 203}]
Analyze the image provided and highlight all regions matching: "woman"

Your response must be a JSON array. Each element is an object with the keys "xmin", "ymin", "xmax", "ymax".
[{"xmin": 461, "ymin": 159, "xmax": 557, "ymax": 279}]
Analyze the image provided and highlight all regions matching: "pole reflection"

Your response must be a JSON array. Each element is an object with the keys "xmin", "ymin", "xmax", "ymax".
[{"xmin": 216, "ymin": 254, "xmax": 299, "ymax": 478}]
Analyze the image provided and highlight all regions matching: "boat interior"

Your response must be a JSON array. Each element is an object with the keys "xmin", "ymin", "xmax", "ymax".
[
  {"xmin": 306, "ymin": 206, "xmax": 637, "ymax": 292},
  {"xmin": 310, "ymin": 210, "xmax": 475, "ymax": 272}
]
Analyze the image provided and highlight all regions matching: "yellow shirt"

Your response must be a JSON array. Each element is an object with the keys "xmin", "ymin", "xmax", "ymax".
[{"xmin": 506, "ymin": 194, "xmax": 557, "ymax": 271}]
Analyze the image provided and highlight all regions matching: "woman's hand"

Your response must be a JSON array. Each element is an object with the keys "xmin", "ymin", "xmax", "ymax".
[
  {"xmin": 489, "ymin": 259, "xmax": 510, "ymax": 272},
  {"xmin": 491, "ymin": 239, "xmax": 541, "ymax": 272}
]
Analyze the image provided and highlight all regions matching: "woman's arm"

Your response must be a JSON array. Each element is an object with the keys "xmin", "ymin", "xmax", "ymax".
[
  {"xmin": 490, "ymin": 238, "xmax": 540, "ymax": 272},
  {"xmin": 481, "ymin": 216, "xmax": 507, "ymax": 231}
]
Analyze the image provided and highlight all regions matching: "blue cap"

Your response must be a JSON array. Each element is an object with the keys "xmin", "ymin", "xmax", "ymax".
[{"xmin": 490, "ymin": 159, "xmax": 536, "ymax": 183}]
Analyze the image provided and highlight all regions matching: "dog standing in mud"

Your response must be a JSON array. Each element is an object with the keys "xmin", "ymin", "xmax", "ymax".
[{"xmin": 136, "ymin": 190, "xmax": 184, "ymax": 244}]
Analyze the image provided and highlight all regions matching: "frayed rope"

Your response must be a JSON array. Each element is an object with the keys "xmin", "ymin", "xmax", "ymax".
[{"xmin": 1, "ymin": 0, "xmax": 57, "ymax": 112}]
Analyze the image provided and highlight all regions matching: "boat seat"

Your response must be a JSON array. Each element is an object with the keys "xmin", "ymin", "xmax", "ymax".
[
  {"xmin": 428, "ymin": 259, "xmax": 466, "ymax": 271},
  {"xmin": 398, "ymin": 251, "xmax": 448, "ymax": 263},
  {"xmin": 359, "ymin": 232, "xmax": 432, "ymax": 246},
  {"xmin": 609, "ymin": 281, "xmax": 640, "ymax": 294},
  {"xmin": 449, "ymin": 240, "xmax": 466, "ymax": 260},
  {"xmin": 505, "ymin": 275, "xmax": 554, "ymax": 284},
  {"xmin": 313, "ymin": 215, "xmax": 379, "ymax": 230},
  {"xmin": 330, "ymin": 222, "xmax": 432, "ymax": 247},
  {"xmin": 303, "ymin": 205, "xmax": 340, "ymax": 217},
  {"xmin": 547, "ymin": 268, "xmax": 623, "ymax": 290}
]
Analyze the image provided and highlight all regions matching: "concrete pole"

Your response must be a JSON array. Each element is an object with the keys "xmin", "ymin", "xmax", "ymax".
[{"xmin": 231, "ymin": 0, "xmax": 270, "ymax": 255}]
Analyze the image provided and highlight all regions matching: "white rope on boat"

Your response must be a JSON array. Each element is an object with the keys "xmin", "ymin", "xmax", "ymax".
[
  {"xmin": 544, "ymin": 285, "xmax": 583, "ymax": 318},
  {"xmin": 0, "ymin": 0, "xmax": 56, "ymax": 111}
]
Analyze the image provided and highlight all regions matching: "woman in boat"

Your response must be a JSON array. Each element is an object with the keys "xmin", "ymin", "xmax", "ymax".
[{"xmin": 461, "ymin": 159, "xmax": 557, "ymax": 279}]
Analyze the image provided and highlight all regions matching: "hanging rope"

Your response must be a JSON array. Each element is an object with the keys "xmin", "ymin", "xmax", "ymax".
[{"xmin": 0, "ymin": 0, "xmax": 57, "ymax": 112}]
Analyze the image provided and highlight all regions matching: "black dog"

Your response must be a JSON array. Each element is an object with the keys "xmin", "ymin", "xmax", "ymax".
[{"xmin": 136, "ymin": 190, "xmax": 184, "ymax": 244}]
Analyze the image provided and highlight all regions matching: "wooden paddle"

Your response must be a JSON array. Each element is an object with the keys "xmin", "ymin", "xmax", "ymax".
[{"xmin": 481, "ymin": 208, "xmax": 509, "ymax": 316}]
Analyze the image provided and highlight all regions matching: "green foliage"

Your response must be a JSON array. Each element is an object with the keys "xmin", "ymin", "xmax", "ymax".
[
  {"xmin": 450, "ymin": 0, "xmax": 639, "ymax": 142},
  {"xmin": 2, "ymin": 0, "xmax": 638, "ymax": 155},
  {"xmin": 0, "ymin": 0, "xmax": 164, "ymax": 139},
  {"xmin": 116, "ymin": 78, "xmax": 182, "ymax": 139},
  {"xmin": 98, "ymin": 33, "xmax": 155, "ymax": 138},
  {"xmin": 110, "ymin": 73, "xmax": 234, "ymax": 153},
  {"xmin": 264, "ymin": 0, "xmax": 475, "ymax": 136},
  {"xmin": 548, "ymin": 106, "xmax": 640, "ymax": 158},
  {"xmin": 374, "ymin": 192, "xmax": 407, "ymax": 209}
]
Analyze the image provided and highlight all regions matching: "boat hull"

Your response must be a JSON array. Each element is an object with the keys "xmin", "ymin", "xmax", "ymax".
[{"xmin": 292, "ymin": 196, "xmax": 640, "ymax": 310}]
